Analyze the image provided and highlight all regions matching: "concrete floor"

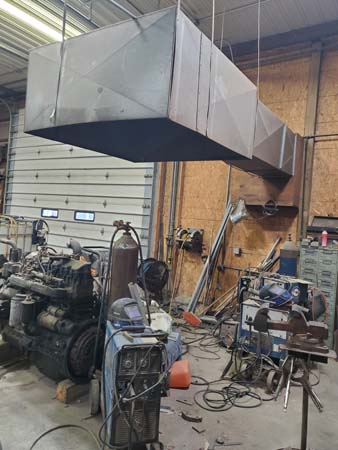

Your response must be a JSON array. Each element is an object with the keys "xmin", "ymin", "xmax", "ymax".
[{"xmin": 0, "ymin": 348, "xmax": 337, "ymax": 450}]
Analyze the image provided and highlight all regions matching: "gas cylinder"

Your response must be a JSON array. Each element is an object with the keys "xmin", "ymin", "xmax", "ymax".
[
  {"xmin": 321, "ymin": 230, "xmax": 328, "ymax": 247},
  {"xmin": 108, "ymin": 230, "xmax": 139, "ymax": 308},
  {"xmin": 279, "ymin": 234, "xmax": 299, "ymax": 277}
]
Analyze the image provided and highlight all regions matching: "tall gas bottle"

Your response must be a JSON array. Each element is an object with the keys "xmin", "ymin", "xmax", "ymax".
[
  {"xmin": 279, "ymin": 234, "xmax": 299, "ymax": 277},
  {"xmin": 108, "ymin": 228, "xmax": 139, "ymax": 308}
]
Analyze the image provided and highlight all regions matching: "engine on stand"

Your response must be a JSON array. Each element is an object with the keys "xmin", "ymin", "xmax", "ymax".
[{"xmin": 0, "ymin": 244, "xmax": 102, "ymax": 383}]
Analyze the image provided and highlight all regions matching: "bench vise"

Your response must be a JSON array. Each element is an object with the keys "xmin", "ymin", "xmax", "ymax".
[{"xmin": 253, "ymin": 306, "xmax": 329, "ymax": 354}]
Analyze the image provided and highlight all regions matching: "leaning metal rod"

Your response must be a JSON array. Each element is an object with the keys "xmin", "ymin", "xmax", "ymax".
[
  {"xmin": 187, "ymin": 203, "xmax": 233, "ymax": 312},
  {"xmin": 301, "ymin": 377, "xmax": 309, "ymax": 450},
  {"xmin": 283, "ymin": 356, "xmax": 295, "ymax": 412},
  {"xmin": 0, "ymin": 98, "xmax": 12, "ymax": 215}
]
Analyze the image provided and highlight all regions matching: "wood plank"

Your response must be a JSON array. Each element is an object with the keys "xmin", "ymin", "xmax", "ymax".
[{"xmin": 56, "ymin": 379, "xmax": 90, "ymax": 404}]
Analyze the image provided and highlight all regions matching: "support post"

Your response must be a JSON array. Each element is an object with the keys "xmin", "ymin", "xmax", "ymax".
[{"xmin": 300, "ymin": 42, "xmax": 322, "ymax": 238}]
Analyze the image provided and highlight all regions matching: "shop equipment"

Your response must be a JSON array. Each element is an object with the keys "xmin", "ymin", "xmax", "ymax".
[
  {"xmin": 279, "ymin": 234, "xmax": 299, "ymax": 277},
  {"xmin": 299, "ymin": 239, "xmax": 338, "ymax": 347},
  {"xmin": 97, "ymin": 297, "xmax": 188, "ymax": 450},
  {"xmin": 25, "ymin": 7, "xmax": 299, "ymax": 179},
  {"xmin": 253, "ymin": 306, "xmax": 336, "ymax": 450},
  {"xmin": 175, "ymin": 228, "xmax": 204, "ymax": 253},
  {"xmin": 0, "ymin": 241, "xmax": 103, "ymax": 382}
]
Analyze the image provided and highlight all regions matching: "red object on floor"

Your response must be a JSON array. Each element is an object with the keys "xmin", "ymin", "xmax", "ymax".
[
  {"xmin": 183, "ymin": 311, "xmax": 202, "ymax": 327},
  {"xmin": 169, "ymin": 360, "xmax": 191, "ymax": 389}
]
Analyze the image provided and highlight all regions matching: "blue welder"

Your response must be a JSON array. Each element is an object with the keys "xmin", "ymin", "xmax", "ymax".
[{"xmin": 98, "ymin": 297, "xmax": 184, "ymax": 450}]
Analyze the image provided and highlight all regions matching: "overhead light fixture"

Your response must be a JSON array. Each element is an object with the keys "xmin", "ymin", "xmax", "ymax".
[{"xmin": 0, "ymin": 0, "xmax": 63, "ymax": 41}]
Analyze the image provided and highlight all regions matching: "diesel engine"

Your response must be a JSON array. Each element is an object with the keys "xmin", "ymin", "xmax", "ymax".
[{"xmin": 0, "ymin": 244, "xmax": 102, "ymax": 383}]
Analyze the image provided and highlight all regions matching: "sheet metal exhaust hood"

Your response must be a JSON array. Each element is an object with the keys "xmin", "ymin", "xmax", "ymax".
[{"xmin": 24, "ymin": 6, "xmax": 297, "ymax": 178}]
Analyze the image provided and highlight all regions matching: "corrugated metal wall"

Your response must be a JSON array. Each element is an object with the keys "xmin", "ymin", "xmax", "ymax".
[{"xmin": 5, "ymin": 109, "xmax": 155, "ymax": 253}]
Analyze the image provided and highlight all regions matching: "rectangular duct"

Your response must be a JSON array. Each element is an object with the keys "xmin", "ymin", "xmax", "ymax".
[{"xmin": 24, "ymin": 6, "xmax": 297, "ymax": 178}]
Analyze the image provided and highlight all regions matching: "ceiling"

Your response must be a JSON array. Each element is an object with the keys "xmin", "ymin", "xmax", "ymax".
[{"xmin": 1, "ymin": 0, "xmax": 338, "ymax": 98}]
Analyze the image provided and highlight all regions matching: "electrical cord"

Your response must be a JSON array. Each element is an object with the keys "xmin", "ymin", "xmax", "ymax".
[
  {"xmin": 92, "ymin": 226, "xmax": 120, "ymax": 371},
  {"xmin": 180, "ymin": 325, "xmax": 222, "ymax": 360},
  {"xmin": 128, "ymin": 224, "xmax": 151, "ymax": 325},
  {"xmin": 28, "ymin": 424, "xmax": 101, "ymax": 450},
  {"xmin": 194, "ymin": 382, "xmax": 264, "ymax": 412},
  {"xmin": 99, "ymin": 341, "xmax": 163, "ymax": 450}
]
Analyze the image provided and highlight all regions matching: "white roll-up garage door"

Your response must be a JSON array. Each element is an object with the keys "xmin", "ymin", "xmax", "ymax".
[{"xmin": 5, "ymin": 109, "xmax": 156, "ymax": 254}]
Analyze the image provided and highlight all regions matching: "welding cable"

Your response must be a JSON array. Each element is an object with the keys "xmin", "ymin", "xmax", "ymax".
[
  {"xmin": 99, "ymin": 326, "xmax": 149, "ymax": 447},
  {"xmin": 99, "ymin": 339, "xmax": 166, "ymax": 449},
  {"xmin": 109, "ymin": 345, "xmax": 170, "ymax": 448},
  {"xmin": 99, "ymin": 344, "xmax": 165, "ymax": 450},
  {"xmin": 193, "ymin": 382, "xmax": 263, "ymax": 412},
  {"xmin": 185, "ymin": 347, "xmax": 221, "ymax": 360},
  {"xmin": 100, "ymin": 327, "xmax": 142, "ymax": 426},
  {"xmin": 181, "ymin": 325, "xmax": 222, "ymax": 359},
  {"xmin": 182, "ymin": 337, "xmax": 222, "ymax": 360},
  {"xmin": 128, "ymin": 224, "xmax": 152, "ymax": 325},
  {"xmin": 91, "ymin": 226, "xmax": 121, "ymax": 372},
  {"xmin": 28, "ymin": 424, "xmax": 100, "ymax": 450},
  {"xmin": 191, "ymin": 375, "xmax": 226, "ymax": 386}
]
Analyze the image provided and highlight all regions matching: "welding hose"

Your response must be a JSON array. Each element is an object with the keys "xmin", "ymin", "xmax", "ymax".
[
  {"xmin": 92, "ymin": 222, "xmax": 151, "ymax": 378},
  {"xmin": 92, "ymin": 226, "xmax": 121, "ymax": 372},
  {"xmin": 28, "ymin": 424, "xmax": 100, "ymax": 450},
  {"xmin": 127, "ymin": 224, "xmax": 151, "ymax": 325},
  {"xmin": 99, "ymin": 335, "xmax": 159, "ymax": 450}
]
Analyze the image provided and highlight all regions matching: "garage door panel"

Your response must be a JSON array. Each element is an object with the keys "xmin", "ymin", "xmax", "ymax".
[
  {"xmin": 10, "ymin": 147, "xmax": 152, "ymax": 168},
  {"xmin": 6, "ymin": 193, "xmax": 150, "ymax": 214},
  {"xmin": 9, "ymin": 156, "xmax": 152, "ymax": 171},
  {"xmin": 7, "ymin": 181, "xmax": 151, "ymax": 198},
  {"xmin": 8, "ymin": 205, "xmax": 149, "ymax": 231},
  {"xmin": 8, "ymin": 170, "xmax": 152, "ymax": 185},
  {"xmin": 6, "ymin": 110, "xmax": 155, "ymax": 255}
]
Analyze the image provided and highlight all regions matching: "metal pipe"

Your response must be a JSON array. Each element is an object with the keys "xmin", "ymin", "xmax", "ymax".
[
  {"xmin": 301, "ymin": 384, "xmax": 309, "ymax": 450},
  {"xmin": 165, "ymin": 161, "xmax": 180, "ymax": 301},
  {"xmin": 167, "ymin": 161, "xmax": 180, "ymax": 262},
  {"xmin": 304, "ymin": 132, "xmax": 338, "ymax": 140},
  {"xmin": 0, "ymin": 98, "xmax": 12, "ymax": 215},
  {"xmin": 106, "ymin": 0, "xmax": 138, "ymax": 19},
  {"xmin": 187, "ymin": 203, "xmax": 233, "ymax": 312},
  {"xmin": 0, "ymin": 239, "xmax": 17, "ymax": 249}
]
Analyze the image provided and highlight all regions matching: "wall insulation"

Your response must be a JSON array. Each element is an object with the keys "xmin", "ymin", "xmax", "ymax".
[{"xmin": 5, "ymin": 109, "xmax": 155, "ymax": 253}]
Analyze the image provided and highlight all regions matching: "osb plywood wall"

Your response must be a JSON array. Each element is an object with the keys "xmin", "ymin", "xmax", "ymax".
[
  {"xmin": 311, "ymin": 49, "xmax": 338, "ymax": 217},
  {"xmin": 157, "ymin": 48, "xmax": 338, "ymax": 299}
]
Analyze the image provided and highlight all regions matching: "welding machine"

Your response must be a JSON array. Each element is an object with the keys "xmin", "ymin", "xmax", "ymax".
[
  {"xmin": 100, "ymin": 298, "xmax": 186, "ymax": 450},
  {"xmin": 259, "ymin": 274, "xmax": 309, "ymax": 307},
  {"xmin": 239, "ymin": 299, "xmax": 289, "ymax": 360}
]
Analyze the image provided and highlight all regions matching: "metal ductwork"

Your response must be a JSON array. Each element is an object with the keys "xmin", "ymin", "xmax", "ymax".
[{"xmin": 24, "ymin": 6, "xmax": 298, "ymax": 178}]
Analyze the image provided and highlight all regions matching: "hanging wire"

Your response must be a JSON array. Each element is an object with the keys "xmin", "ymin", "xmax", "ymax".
[
  {"xmin": 62, "ymin": 0, "xmax": 67, "ymax": 42},
  {"xmin": 220, "ymin": 0, "xmax": 234, "ymax": 62},
  {"xmin": 251, "ymin": 0, "xmax": 262, "ymax": 152},
  {"xmin": 256, "ymin": 0, "xmax": 262, "ymax": 101},
  {"xmin": 211, "ymin": 0, "xmax": 215, "ymax": 45},
  {"xmin": 51, "ymin": 0, "xmax": 68, "ymax": 125}
]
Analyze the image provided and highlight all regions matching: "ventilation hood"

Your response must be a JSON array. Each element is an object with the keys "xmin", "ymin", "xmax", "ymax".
[{"xmin": 24, "ymin": 6, "xmax": 297, "ymax": 178}]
